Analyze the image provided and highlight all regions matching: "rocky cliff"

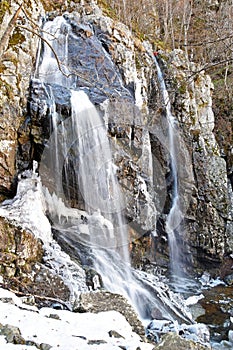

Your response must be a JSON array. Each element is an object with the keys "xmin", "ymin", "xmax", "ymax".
[
  {"xmin": 0, "ymin": 0, "xmax": 44, "ymax": 199},
  {"xmin": 0, "ymin": 0, "xmax": 232, "ymax": 284},
  {"xmin": 154, "ymin": 50, "xmax": 231, "ymax": 273}
]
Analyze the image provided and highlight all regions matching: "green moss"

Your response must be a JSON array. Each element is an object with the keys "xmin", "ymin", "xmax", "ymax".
[
  {"xmin": 97, "ymin": 0, "xmax": 117, "ymax": 20},
  {"xmin": 178, "ymin": 82, "xmax": 186, "ymax": 95},
  {"xmin": 0, "ymin": 79, "xmax": 14, "ymax": 99},
  {"xmin": 8, "ymin": 28, "xmax": 26, "ymax": 48},
  {"xmin": 41, "ymin": 0, "xmax": 81, "ymax": 12},
  {"xmin": 154, "ymin": 40, "xmax": 167, "ymax": 51},
  {"xmin": 135, "ymin": 53, "xmax": 142, "ymax": 70},
  {"xmin": 0, "ymin": 0, "xmax": 11, "ymax": 24}
]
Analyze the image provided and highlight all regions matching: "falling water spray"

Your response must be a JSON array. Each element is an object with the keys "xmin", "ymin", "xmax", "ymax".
[{"xmin": 34, "ymin": 15, "xmax": 194, "ymax": 322}]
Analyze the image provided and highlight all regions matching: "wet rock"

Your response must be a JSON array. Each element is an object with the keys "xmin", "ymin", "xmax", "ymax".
[
  {"xmin": 151, "ymin": 49, "xmax": 231, "ymax": 273},
  {"xmin": 223, "ymin": 274, "xmax": 233, "ymax": 286},
  {"xmin": 153, "ymin": 332, "xmax": 210, "ymax": 350},
  {"xmin": 196, "ymin": 284, "xmax": 233, "ymax": 342},
  {"xmin": 85, "ymin": 267, "xmax": 103, "ymax": 290},
  {"xmin": 25, "ymin": 340, "xmax": 40, "ymax": 347},
  {"xmin": 219, "ymin": 255, "xmax": 233, "ymax": 285},
  {"xmin": 147, "ymin": 319, "xmax": 210, "ymax": 346},
  {"xmin": 75, "ymin": 290, "xmax": 145, "ymax": 336}
]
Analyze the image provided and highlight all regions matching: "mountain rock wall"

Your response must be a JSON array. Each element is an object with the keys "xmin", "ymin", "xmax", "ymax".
[
  {"xmin": 154, "ymin": 50, "xmax": 231, "ymax": 272},
  {"xmin": 0, "ymin": 0, "xmax": 232, "ymax": 277},
  {"xmin": 0, "ymin": 0, "xmax": 44, "ymax": 200}
]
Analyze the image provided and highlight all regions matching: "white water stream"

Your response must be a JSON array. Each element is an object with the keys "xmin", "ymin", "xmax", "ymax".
[{"xmin": 152, "ymin": 57, "xmax": 185, "ymax": 284}]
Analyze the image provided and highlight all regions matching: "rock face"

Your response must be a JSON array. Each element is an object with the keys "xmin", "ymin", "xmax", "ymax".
[
  {"xmin": 0, "ymin": 0, "xmax": 232, "ymax": 278},
  {"xmin": 0, "ymin": 0, "xmax": 44, "ymax": 200},
  {"xmin": 158, "ymin": 50, "xmax": 231, "ymax": 271},
  {"xmin": 75, "ymin": 290, "xmax": 145, "ymax": 336},
  {"xmin": 26, "ymin": 9, "xmax": 158, "ymax": 239},
  {"xmin": 0, "ymin": 216, "xmax": 43, "ymax": 277},
  {"xmin": 0, "ymin": 216, "xmax": 71, "ymax": 303}
]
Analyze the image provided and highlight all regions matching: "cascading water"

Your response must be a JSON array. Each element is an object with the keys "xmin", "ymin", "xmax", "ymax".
[
  {"xmin": 32, "ymin": 14, "xmax": 195, "ymax": 323},
  {"xmin": 152, "ymin": 56, "xmax": 197, "ymax": 294},
  {"xmin": 152, "ymin": 56, "xmax": 185, "ymax": 285}
]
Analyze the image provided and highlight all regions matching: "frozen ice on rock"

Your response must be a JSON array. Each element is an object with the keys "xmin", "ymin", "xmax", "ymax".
[
  {"xmin": 0, "ymin": 288, "xmax": 154, "ymax": 350},
  {"xmin": 0, "ymin": 167, "xmax": 88, "ymax": 299},
  {"xmin": 147, "ymin": 319, "xmax": 172, "ymax": 332},
  {"xmin": 229, "ymin": 330, "xmax": 233, "ymax": 343},
  {"xmin": 183, "ymin": 323, "xmax": 210, "ymax": 343},
  {"xmin": 199, "ymin": 272, "xmax": 225, "ymax": 288},
  {"xmin": 185, "ymin": 294, "xmax": 204, "ymax": 306},
  {"xmin": 0, "ymin": 164, "xmax": 52, "ymax": 243},
  {"xmin": 146, "ymin": 317, "xmax": 210, "ymax": 346}
]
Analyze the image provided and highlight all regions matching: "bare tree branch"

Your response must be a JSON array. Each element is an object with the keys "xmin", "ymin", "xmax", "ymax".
[
  {"xmin": 182, "ymin": 32, "xmax": 233, "ymax": 47},
  {"xmin": 187, "ymin": 58, "xmax": 233, "ymax": 80},
  {"xmin": 17, "ymin": 24, "xmax": 72, "ymax": 78},
  {"xmin": 0, "ymin": 3, "xmax": 23, "ymax": 60}
]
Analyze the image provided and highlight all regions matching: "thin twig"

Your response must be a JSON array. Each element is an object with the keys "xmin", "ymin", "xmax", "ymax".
[
  {"xmin": 0, "ymin": 3, "xmax": 23, "ymax": 59},
  {"xmin": 18, "ymin": 25, "xmax": 72, "ymax": 78},
  {"xmin": 187, "ymin": 58, "xmax": 233, "ymax": 80},
  {"xmin": 182, "ymin": 32, "xmax": 233, "ymax": 47}
]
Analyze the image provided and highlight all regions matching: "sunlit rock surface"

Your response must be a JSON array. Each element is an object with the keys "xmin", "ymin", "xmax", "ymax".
[
  {"xmin": 153, "ymin": 332, "xmax": 210, "ymax": 350},
  {"xmin": 0, "ymin": 0, "xmax": 44, "ymax": 199}
]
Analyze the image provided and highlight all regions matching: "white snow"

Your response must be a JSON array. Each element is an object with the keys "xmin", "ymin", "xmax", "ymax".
[
  {"xmin": 0, "ymin": 288, "xmax": 154, "ymax": 350},
  {"xmin": 0, "ymin": 140, "xmax": 15, "ymax": 152},
  {"xmin": 185, "ymin": 294, "xmax": 204, "ymax": 306},
  {"xmin": 0, "ymin": 165, "xmax": 52, "ymax": 243}
]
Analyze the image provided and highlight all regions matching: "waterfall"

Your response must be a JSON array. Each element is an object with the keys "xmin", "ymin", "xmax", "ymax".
[
  {"xmin": 32, "ymin": 15, "xmax": 194, "ymax": 323},
  {"xmin": 153, "ymin": 57, "xmax": 185, "ymax": 286},
  {"xmin": 37, "ymin": 16, "xmax": 72, "ymax": 87}
]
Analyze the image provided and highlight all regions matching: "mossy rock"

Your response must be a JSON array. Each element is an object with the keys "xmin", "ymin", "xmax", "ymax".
[
  {"xmin": 0, "ymin": 0, "xmax": 11, "ymax": 24},
  {"xmin": 8, "ymin": 28, "xmax": 26, "ymax": 49},
  {"xmin": 97, "ymin": 0, "xmax": 117, "ymax": 19},
  {"xmin": 40, "ymin": 0, "xmax": 81, "ymax": 12},
  {"xmin": 154, "ymin": 333, "xmax": 209, "ymax": 350}
]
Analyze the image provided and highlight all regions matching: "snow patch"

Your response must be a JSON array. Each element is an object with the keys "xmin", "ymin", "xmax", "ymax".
[
  {"xmin": 0, "ymin": 140, "xmax": 15, "ymax": 152},
  {"xmin": 0, "ymin": 288, "xmax": 154, "ymax": 350}
]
